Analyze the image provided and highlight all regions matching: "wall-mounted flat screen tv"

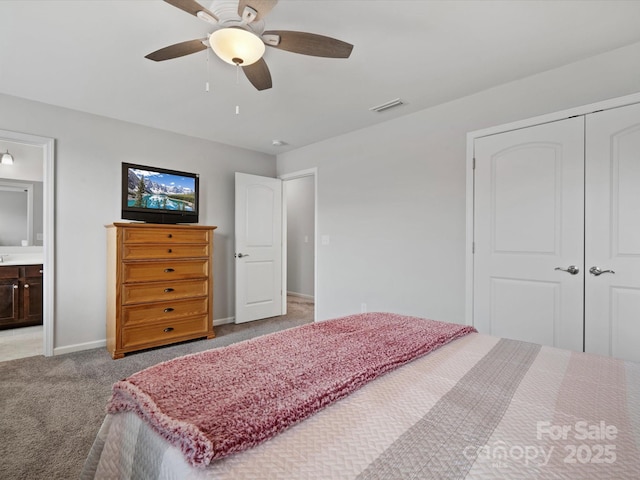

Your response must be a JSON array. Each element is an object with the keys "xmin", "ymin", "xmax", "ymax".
[{"xmin": 121, "ymin": 162, "xmax": 199, "ymax": 224}]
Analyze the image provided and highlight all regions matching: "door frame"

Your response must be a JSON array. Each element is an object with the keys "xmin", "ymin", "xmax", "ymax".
[
  {"xmin": 0, "ymin": 129, "xmax": 55, "ymax": 356},
  {"xmin": 465, "ymin": 91, "xmax": 640, "ymax": 327},
  {"xmin": 279, "ymin": 167, "xmax": 318, "ymax": 322}
]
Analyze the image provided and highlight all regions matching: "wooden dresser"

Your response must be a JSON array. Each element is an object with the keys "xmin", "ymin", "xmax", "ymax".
[{"xmin": 106, "ymin": 223, "xmax": 216, "ymax": 359}]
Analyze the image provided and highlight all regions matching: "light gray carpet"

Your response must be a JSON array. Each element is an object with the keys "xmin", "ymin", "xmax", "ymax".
[{"xmin": 0, "ymin": 297, "xmax": 313, "ymax": 480}]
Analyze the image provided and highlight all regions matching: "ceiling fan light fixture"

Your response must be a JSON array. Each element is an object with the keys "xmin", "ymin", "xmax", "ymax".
[
  {"xmin": 209, "ymin": 27, "xmax": 265, "ymax": 66},
  {"xmin": 1, "ymin": 150, "xmax": 14, "ymax": 165},
  {"xmin": 196, "ymin": 10, "xmax": 218, "ymax": 25},
  {"xmin": 261, "ymin": 33, "xmax": 280, "ymax": 47},
  {"xmin": 241, "ymin": 6, "xmax": 258, "ymax": 24}
]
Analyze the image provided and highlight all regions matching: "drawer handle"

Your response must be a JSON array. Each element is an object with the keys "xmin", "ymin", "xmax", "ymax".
[
  {"xmin": 24, "ymin": 284, "xmax": 30, "ymax": 289},
  {"xmin": 168, "ymin": 234, "xmax": 173, "ymax": 238},
  {"xmin": 163, "ymin": 307, "xmax": 174, "ymax": 313},
  {"xmin": 164, "ymin": 268, "xmax": 175, "ymax": 273},
  {"xmin": 168, "ymin": 249, "xmax": 172, "ymax": 253},
  {"xmin": 164, "ymin": 288, "xmax": 175, "ymax": 293},
  {"xmin": 163, "ymin": 327, "xmax": 174, "ymax": 333}
]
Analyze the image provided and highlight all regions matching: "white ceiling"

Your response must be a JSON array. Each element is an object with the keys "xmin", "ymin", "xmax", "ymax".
[{"xmin": 2, "ymin": 0, "xmax": 640, "ymax": 155}]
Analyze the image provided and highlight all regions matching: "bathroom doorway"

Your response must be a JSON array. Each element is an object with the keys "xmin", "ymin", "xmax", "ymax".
[
  {"xmin": 281, "ymin": 168, "xmax": 317, "ymax": 321},
  {"xmin": 0, "ymin": 130, "xmax": 54, "ymax": 359}
]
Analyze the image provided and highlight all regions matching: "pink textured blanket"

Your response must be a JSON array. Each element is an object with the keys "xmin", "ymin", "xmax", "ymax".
[{"xmin": 107, "ymin": 312, "xmax": 476, "ymax": 467}]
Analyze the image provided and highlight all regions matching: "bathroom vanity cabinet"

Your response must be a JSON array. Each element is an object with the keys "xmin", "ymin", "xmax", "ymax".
[{"xmin": 0, "ymin": 264, "xmax": 43, "ymax": 329}]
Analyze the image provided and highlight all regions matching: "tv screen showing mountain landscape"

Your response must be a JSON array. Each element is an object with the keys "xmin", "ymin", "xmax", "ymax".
[{"xmin": 127, "ymin": 166, "xmax": 196, "ymax": 212}]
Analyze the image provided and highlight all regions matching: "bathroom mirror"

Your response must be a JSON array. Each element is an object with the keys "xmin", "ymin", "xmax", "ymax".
[{"xmin": 0, "ymin": 179, "xmax": 43, "ymax": 246}]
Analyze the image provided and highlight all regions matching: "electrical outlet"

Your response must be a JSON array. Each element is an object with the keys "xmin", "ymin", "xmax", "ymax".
[{"xmin": 361, "ymin": 303, "xmax": 367, "ymax": 313}]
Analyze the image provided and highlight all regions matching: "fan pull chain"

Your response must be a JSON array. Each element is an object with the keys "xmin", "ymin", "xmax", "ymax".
[
  {"xmin": 205, "ymin": 49, "xmax": 211, "ymax": 92},
  {"xmin": 235, "ymin": 63, "xmax": 241, "ymax": 114}
]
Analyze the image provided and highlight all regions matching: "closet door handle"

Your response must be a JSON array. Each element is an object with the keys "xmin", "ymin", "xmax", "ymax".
[
  {"xmin": 589, "ymin": 266, "xmax": 615, "ymax": 276},
  {"xmin": 554, "ymin": 265, "xmax": 579, "ymax": 275}
]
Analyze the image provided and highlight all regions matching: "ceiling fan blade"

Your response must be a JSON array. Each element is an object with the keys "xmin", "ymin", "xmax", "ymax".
[
  {"xmin": 242, "ymin": 58, "xmax": 272, "ymax": 91},
  {"xmin": 164, "ymin": 0, "xmax": 218, "ymax": 21},
  {"xmin": 145, "ymin": 39, "xmax": 208, "ymax": 62},
  {"xmin": 263, "ymin": 30, "xmax": 353, "ymax": 58},
  {"xmin": 238, "ymin": 0, "xmax": 278, "ymax": 22}
]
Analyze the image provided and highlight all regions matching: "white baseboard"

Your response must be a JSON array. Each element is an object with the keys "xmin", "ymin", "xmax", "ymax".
[
  {"xmin": 214, "ymin": 316, "xmax": 235, "ymax": 326},
  {"xmin": 54, "ymin": 339, "xmax": 106, "ymax": 356},
  {"xmin": 287, "ymin": 291, "xmax": 315, "ymax": 301}
]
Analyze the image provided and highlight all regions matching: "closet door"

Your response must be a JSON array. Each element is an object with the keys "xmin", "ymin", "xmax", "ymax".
[
  {"xmin": 585, "ymin": 102, "xmax": 640, "ymax": 363},
  {"xmin": 473, "ymin": 117, "xmax": 584, "ymax": 351}
]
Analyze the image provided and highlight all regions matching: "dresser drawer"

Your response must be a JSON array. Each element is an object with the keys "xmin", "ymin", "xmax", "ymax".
[
  {"xmin": 123, "ymin": 260, "xmax": 208, "ymax": 283},
  {"xmin": 122, "ymin": 297, "xmax": 208, "ymax": 326},
  {"xmin": 122, "ymin": 227, "xmax": 209, "ymax": 245},
  {"xmin": 122, "ymin": 244, "xmax": 209, "ymax": 260},
  {"xmin": 122, "ymin": 279, "xmax": 208, "ymax": 305},
  {"xmin": 121, "ymin": 315, "xmax": 209, "ymax": 349}
]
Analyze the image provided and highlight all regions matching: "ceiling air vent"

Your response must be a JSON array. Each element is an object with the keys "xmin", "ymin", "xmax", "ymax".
[{"xmin": 369, "ymin": 98, "xmax": 404, "ymax": 113}]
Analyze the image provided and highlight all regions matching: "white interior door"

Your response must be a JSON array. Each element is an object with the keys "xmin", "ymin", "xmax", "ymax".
[
  {"xmin": 235, "ymin": 173, "xmax": 282, "ymax": 324},
  {"xmin": 585, "ymin": 102, "xmax": 640, "ymax": 362},
  {"xmin": 473, "ymin": 117, "xmax": 585, "ymax": 351}
]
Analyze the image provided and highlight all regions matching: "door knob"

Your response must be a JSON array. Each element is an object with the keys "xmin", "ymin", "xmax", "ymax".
[
  {"xmin": 554, "ymin": 265, "xmax": 579, "ymax": 275},
  {"xmin": 236, "ymin": 253, "xmax": 249, "ymax": 258},
  {"xmin": 589, "ymin": 266, "xmax": 615, "ymax": 276}
]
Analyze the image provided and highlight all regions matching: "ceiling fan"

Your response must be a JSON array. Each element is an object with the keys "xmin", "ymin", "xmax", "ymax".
[{"xmin": 145, "ymin": 0, "xmax": 354, "ymax": 91}]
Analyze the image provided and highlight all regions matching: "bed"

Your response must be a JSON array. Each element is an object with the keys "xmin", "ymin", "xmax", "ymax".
[{"xmin": 82, "ymin": 312, "xmax": 640, "ymax": 479}]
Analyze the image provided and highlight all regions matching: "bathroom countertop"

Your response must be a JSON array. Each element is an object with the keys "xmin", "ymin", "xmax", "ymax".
[{"xmin": 0, "ymin": 257, "xmax": 44, "ymax": 266}]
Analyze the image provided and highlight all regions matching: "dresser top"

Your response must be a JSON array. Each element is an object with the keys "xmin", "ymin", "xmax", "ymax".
[{"xmin": 107, "ymin": 223, "xmax": 217, "ymax": 231}]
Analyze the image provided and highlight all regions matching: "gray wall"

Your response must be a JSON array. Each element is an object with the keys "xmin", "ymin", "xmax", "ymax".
[
  {"xmin": 0, "ymin": 93, "xmax": 275, "ymax": 352},
  {"xmin": 286, "ymin": 176, "xmax": 314, "ymax": 298},
  {"xmin": 277, "ymin": 41, "xmax": 640, "ymax": 324}
]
